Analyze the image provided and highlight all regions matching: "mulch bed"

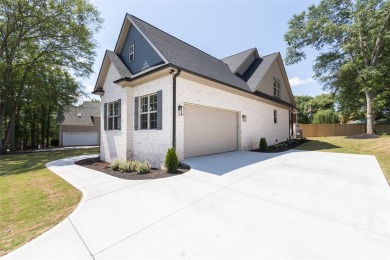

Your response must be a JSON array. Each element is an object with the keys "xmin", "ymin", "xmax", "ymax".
[
  {"xmin": 251, "ymin": 139, "xmax": 308, "ymax": 153},
  {"xmin": 345, "ymin": 134, "xmax": 380, "ymax": 139},
  {"xmin": 75, "ymin": 157, "xmax": 189, "ymax": 180}
]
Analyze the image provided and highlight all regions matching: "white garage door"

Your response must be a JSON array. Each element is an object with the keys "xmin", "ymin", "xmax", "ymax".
[
  {"xmin": 184, "ymin": 105, "xmax": 238, "ymax": 158},
  {"xmin": 63, "ymin": 132, "xmax": 99, "ymax": 146}
]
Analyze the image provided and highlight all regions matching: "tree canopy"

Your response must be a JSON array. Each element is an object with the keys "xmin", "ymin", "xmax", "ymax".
[
  {"xmin": 0, "ymin": 0, "xmax": 103, "ymax": 153},
  {"xmin": 285, "ymin": 0, "xmax": 390, "ymax": 133}
]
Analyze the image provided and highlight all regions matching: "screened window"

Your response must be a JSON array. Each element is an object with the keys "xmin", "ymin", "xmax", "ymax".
[
  {"xmin": 129, "ymin": 44, "xmax": 135, "ymax": 63},
  {"xmin": 140, "ymin": 93, "xmax": 157, "ymax": 129},
  {"xmin": 274, "ymin": 110, "xmax": 278, "ymax": 124},
  {"xmin": 273, "ymin": 78, "xmax": 281, "ymax": 98},
  {"xmin": 107, "ymin": 101, "xmax": 120, "ymax": 130}
]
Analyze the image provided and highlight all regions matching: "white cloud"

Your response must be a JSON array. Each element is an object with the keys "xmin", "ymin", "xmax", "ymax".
[{"xmin": 289, "ymin": 76, "xmax": 315, "ymax": 87}]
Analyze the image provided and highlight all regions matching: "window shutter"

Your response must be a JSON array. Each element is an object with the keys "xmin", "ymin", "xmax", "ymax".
[
  {"xmin": 157, "ymin": 90, "xmax": 163, "ymax": 130},
  {"xmin": 117, "ymin": 99, "xmax": 121, "ymax": 130},
  {"xmin": 104, "ymin": 103, "xmax": 107, "ymax": 130},
  {"xmin": 134, "ymin": 97, "xmax": 139, "ymax": 130}
]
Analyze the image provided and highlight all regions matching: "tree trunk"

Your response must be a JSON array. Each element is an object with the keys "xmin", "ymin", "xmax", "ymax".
[
  {"xmin": 41, "ymin": 106, "xmax": 45, "ymax": 149},
  {"xmin": 31, "ymin": 113, "xmax": 36, "ymax": 149},
  {"xmin": 365, "ymin": 89, "xmax": 375, "ymax": 134},
  {"xmin": 46, "ymin": 107, "xmax": 51, "ymax": 148}
]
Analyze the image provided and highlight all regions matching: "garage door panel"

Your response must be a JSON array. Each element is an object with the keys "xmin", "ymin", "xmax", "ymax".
[
  {"xmin": 184, "ymin": 105, "xmax": 238, "ymax": 158},
  {"xmin": 63, "ymin": 132, "xmax": 99, "ymax": 146}
]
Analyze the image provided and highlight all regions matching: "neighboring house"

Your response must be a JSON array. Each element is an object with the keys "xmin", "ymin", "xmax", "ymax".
[
  {"xmin": 93, "ymin": 14, "xmax": 296, "ymax": 167},
  {"xmin": 58, "ymin": 101, "xmax": 101, "ymax": 146}
]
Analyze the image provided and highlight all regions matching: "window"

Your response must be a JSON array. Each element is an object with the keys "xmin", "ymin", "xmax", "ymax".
[
  {"xmin": 140, "ymin": 93, "xmax": 157, "ymax": 129},
  {"xmin": 129, "ymin": 44, "xmax": 135, "ymax": 63},
  {"xmin": 273, "ymin": 78, "xmax": 281, "ymax": 98},
  {"xmin": 106, "ymin": 100, "xmax": 120, "ymax": 130},
  {"xmin": 274, "ymin": 110, "xmax": 277, "ymax": 124}
]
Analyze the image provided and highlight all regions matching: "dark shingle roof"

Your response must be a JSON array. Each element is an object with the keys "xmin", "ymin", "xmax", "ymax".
[
  {"xmin": 129, "ymin": 15, "xmax": 252, "ymax": 92},
  {"xmin": 58, "ymin": 102, "xmax": 100, "ymax": 126},
  {"xmin": 221, "ymin": 48, "xmax": 256, "ymax": 74},
  {"xmin": 106, "ymin": 50, "xmax": 132, "ymax": 78},
  {"xmin": 242, "ymin": 53, "xmax": 279, "ymax": 91}
]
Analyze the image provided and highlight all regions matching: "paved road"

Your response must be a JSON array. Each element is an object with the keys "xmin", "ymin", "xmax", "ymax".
[{"xmin": 4, "ymin": 151, "xmax": 390, "ymax": 259}]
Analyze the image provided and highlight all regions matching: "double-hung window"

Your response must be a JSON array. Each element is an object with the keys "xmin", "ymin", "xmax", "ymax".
[
  {"xmin": 273, "ymin": 78, "xmax": 281, "ymax": 98},
  {"xmin": 106, "ymin": 100, "xmax": 120, "ymax": 130},
  {"xmin": 274, "ymin": 110, "xmax": 278, "ymax": 124},
  {"xmin": 129, "ymin": 44, "xmax": 135, "ymax": 63},
  {"xmin": 140, "ymin": 93, "xmax": 157, "ymax": 129}
]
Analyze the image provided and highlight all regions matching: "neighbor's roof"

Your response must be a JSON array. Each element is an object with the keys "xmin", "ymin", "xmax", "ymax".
[{"xmin": 58, "ymin": 102, "xmax": 100, "ymax": 126}]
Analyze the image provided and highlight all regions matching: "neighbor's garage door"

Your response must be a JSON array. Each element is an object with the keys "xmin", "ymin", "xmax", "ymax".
[
  {"xmin": 63, "ymin": 132, "xmax": 99, "ymax": 146},
  {"xmin": 184, "ymin": 104, "xmax": 238, "ymax": 158}
]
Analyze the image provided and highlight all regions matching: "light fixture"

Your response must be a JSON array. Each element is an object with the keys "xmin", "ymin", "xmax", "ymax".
[
  {"xmin": 178, "ymin": 105, "xmax": 183, "ymax": 116},
  {"xmin": 242, "ymin": 114, "xmax": 247, "ymax": 122}
]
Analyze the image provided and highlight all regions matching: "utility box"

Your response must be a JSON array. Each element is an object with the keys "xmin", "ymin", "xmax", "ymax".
[{"xmin": 293, "ymin": 123, "xmax": 303, "ymax": 139}]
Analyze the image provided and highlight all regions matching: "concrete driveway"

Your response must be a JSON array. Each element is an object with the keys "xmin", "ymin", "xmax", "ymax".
[{"xmin": 4, "ymin": 151, "xmax": 390, "ymax": 259}]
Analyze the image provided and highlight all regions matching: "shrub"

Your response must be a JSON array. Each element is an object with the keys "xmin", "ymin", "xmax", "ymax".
[
  {"xmin": 119, "ymin": 161, "xmax": 136, "ymax": 172},
  {"xmin": 259, "ymin": 137, "xmax": 267, "ymax": 151},
  {"xmin": 164, "ymin": 148, "xmax": 179, "ymax": 173},
  {"xmin": 111, "ymin": 160, "xmax": 121, "ymax": 171},
  {"xmin": 136, "ymin": 161, "xmax": 151, "ymax": 174}
]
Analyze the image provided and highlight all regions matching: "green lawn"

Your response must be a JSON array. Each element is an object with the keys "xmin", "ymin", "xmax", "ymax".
[
  {"xmin": 0, "ymin": 148, "xmax": 99, "ymax": 256},
  {"xmin": 297, "ymin": 136, "xmax": 390, "ymax": 184}
]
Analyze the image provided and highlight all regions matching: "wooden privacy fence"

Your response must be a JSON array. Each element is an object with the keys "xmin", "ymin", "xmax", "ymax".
[{"xmin": 300, "ymin": 123, "xmax": 390, "ymax": 137}]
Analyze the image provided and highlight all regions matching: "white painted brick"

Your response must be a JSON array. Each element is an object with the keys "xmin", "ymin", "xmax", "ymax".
[
  {"xmin": 100, "ymin": 64, "xmax": 129, "ymax": 162},
  {"xmin": 100, "ymin": 69, "xmax": 291, "ymax": 168},
  {"xmin": 176, "ymin": 77, "xmax": 291, "ymax": 160}
]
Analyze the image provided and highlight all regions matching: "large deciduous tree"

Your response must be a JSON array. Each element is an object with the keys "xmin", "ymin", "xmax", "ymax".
[
  {"xmin": 285, "ymin": 0, "xmax": 390, "ymax": 134},
  {"xmin": 0, "ymin": 0, "xmax": 102, "ymax": 153}
]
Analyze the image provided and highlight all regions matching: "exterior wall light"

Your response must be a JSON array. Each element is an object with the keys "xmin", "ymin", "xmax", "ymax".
[
  {"xmin": 242, "ymin": 114, "xmax": 247, "ymax": 122},
  {"xmin": 178, "ymin": 105, "xmax": 183, "ymax": 116}
]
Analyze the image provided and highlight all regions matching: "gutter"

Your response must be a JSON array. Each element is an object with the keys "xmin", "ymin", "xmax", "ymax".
[{"xmin": 170, "ymin": 69, "xmax": 181, "ymax": 149}]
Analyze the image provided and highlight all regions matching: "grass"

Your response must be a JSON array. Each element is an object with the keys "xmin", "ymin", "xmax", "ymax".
[
  {"xmin": 0, "ymin": 148, "xmax": 99, "ymax": 256},
  {"xmin": 297, "ymin": 135, "xmax": 390, "ymax": 183}
]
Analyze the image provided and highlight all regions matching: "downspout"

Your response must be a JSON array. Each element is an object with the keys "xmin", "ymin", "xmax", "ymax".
[{"xmin": 171, "ymin": 69, "xmax": 181, "ymax": 149}]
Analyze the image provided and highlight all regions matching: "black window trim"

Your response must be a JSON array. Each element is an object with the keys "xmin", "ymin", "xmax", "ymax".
[
  {"xmin": 105, "ymin": 100, "xmax": 121, "ymax": 130},
  {"xmin": 139, "ymin": 93, "xmax": 158, "ymax": 130}
]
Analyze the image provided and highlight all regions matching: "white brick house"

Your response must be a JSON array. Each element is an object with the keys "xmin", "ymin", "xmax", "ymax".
[{"xmin": 93, "ymin": 14, "xmax": 297, "ymax": 168}]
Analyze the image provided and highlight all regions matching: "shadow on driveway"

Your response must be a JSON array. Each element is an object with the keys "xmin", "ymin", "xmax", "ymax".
[{"xmin": 181, "ymin": 150, "xmax": 300, "ymax": 176}]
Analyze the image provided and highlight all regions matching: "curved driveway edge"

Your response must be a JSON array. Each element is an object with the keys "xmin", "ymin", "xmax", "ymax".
[{"xmin": 4, "ymin": 151, "xmax": 390, "ymax": 259}]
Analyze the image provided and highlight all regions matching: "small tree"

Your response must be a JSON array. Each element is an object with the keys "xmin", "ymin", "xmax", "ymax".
[
  {"xmin": 259, "ymin": 138, "xmax": 267, "ymax": 151},
  {"xmin": 164, "ymin": 148, "xmax": 179, "ymax": 173}
]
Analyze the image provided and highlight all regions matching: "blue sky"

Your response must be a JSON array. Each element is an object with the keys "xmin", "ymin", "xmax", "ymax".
[{"xmin": 85, "ymin": 0, "xmax": 328, "ymax": 100}]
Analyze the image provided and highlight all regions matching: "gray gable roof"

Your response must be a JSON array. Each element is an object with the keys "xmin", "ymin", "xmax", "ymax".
[
  {"xmin": 242, "ymin": 53, "xmax": 279, "ymax": 91},
  {"xmin": 106, "ymin": 50, "xmax": 132, "ymax": 78},
  {"xmin": 128, "ymin": 15, "xmax": 252, "ymax": 92},
  {"xmin": 221, "ymin": 48, "xmax": 256, "ymax": 74},
  {"xmin": 95, "ymin": 14, "xmax": 295, "ymax": 108},
  {"xmin": 58, "ymin": 102, "xmax": 100, "ymax": 126}
]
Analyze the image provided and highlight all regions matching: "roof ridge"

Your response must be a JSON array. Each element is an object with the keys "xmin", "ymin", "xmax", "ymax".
[
  {"xmin": 221, "ymin": 48, "xmax": 256, "ymax": 60},
  {"xmin": 128, "ymin": 14, "xmax": 229, "ymax": 66},
  {"xmin": 261, "ymin": 52, "xmax": 279, "ymax": 58}
]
